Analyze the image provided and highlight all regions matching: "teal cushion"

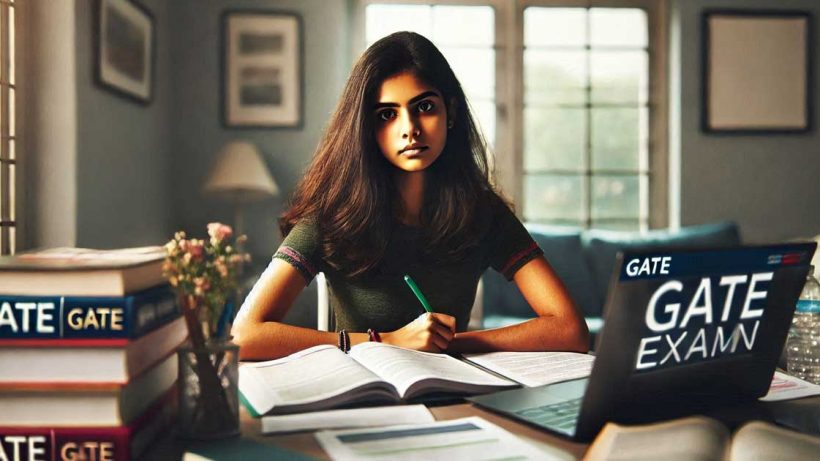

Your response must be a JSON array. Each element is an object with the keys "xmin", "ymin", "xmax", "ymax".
[
  {"xmin": 582, "ymin": 221, "xmax": 741, "ymax": 309},
  {"xmin": 482, "ymin": 225, "xmax": 599, "ymax": 319}
]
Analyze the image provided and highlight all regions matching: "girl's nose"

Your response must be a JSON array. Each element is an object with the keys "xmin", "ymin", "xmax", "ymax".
[{"xmin": 400, "ymin": 113, "xmax": 421, "ymax": 139}]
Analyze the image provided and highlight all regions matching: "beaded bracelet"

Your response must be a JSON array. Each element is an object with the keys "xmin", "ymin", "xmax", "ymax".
[
  {"xmin": 367, "ymin": 328, "xmax": 381, "ymax": 343},
  {"xmin": 338, "ymin": 329, "xmax": 350, "ymax": 353}
]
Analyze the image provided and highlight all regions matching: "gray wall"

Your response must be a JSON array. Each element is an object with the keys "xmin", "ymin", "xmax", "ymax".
[
  {"xmin": 74, "ymin": 0, "xmax": 173, "ymax": 248},
  {"xmin": 24, "ymin": 0, "xmax": 820, "ymax": 253},
  {"xmin": 672, "ymin": 0, "xmax": 820, "ymax": 243},
  {"xmin": 168, "ymin": 0, "xmax": 351, "ymax": 260}
]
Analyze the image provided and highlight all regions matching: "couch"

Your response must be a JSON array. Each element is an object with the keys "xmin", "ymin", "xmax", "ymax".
[{"xmin": 480, "ymin": 221, "xmax": 742, "ymax": 348}]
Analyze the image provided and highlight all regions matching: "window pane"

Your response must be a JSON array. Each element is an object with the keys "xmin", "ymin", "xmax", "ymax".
[
  {"xmin": 524, "ymin": 107, "xmax": 585, "ymax": 171},
  {"xmin": 524, "ymin": 50, "xmax": 586, "ymax": 106},
  {"xmin": 8, "ymin": 4, "xmax": 13, "ymax": 86},
  {"xmin": 470, "ymin": 99, "xmax": 496, "ymax": 145},
  {"xmin": 590, "ymin": 50, "xmax": 648, "ymax": 105},
  {"xmin": 524, "ymin": 174, "xmax": 584, "ymax": 222},
  {"xmin": 592, "ymin": 220, "xmax": 640, "ymax": 231},
  {"xmin": 591, "ymin": 175, "xmax": 640, "ymax": 221},
  {"xmin": 590, "ymin": 8, "xmax": 647, "ymax": 47},
  {"xmin": 525, "ymin": 8, "xmax": 586, "ymax": 47},
  {"xmin": 433, "ymin": 6, "xmax": 494, "ymax": 46},
  {"xmin": 366, "ymin": 5, "xmax": 432, "ymax": 43},
  {"xmin": 591, "ymin": 107, "xmax": 647, "ymax": 171},
  {"xmin": 8, "ymin": 87, "xmax": 13, "ymax": 136},
  {"xmin": 8, "ymin": 161, "xmax": 13, "ymax": 221},
  {"xmin": 441, "ymin": 47, "xmax": 494, "ymax": 100}
]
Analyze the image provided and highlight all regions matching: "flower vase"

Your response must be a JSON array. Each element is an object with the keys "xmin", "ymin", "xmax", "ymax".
[{"xmin": 177, "ymin": 339, "xmax": 240, "ymax": 439}]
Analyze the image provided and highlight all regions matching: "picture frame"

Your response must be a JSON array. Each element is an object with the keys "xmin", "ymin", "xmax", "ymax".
[
  {"xmin": 702, "ymin": 10, "xmax": 813, "ymax": 134},
  {"xmin": 95, "ymin": 0, "xmax": 155, "ymax": 104},
  {"xmin": 222, "ymin": 11, "xmax": 303, "ymax": 128}
]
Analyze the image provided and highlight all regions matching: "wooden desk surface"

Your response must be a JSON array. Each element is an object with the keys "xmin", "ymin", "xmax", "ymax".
[{"xmin": 145, "ymin": 403, "xmax": 589, "ymax": 460}]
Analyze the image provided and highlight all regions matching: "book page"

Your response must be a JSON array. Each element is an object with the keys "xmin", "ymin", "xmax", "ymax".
[
  {"xmin": 729, "ymin": 420, "xmax": 820, "ymax": 461},
  {"xmin": 463, "ymin": 351, "xmax": 594, "ymax": 387},
  {"xmin": 760, "ymin": 371, "xmax": 820, "ymax": 402},
  {"xmin": 239, "ymin": 345, "xmax": 391, "ymax": 415},
  {"xmin": 584, "ymin": 416, "xmax": 729, "ymax": 461},
  {"xmin": 348, "ymin": 343, "xmax": 515, "ymax": 398},
  {"xmin": 315, "ymin": 416, "xmax": 559, "ymax": 461}
]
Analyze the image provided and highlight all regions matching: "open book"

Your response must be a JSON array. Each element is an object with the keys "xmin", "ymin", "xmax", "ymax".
[
  {"xmin": 239, "ymin": 343, "xmax": 517, "ymax": 416},
  {"xmin": 584, "ymin": 415, "xmax": 820, "ymax": 461}
]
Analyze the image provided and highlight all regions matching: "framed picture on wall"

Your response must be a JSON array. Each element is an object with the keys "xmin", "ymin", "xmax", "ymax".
[
  {"xmin": 702, "ymin": 10, "xmax": 813, "ymax": 134},
  {"xmin": 95, "ymin": 0, "xmax": 155, "ymax": 104},
  {"xmin": 222, "ymin": 11, "xmax": 303, "ymax": 128}
]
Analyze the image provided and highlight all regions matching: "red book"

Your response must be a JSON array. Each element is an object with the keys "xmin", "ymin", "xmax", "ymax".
[{"xmin": 0, "ymin": 388, "xmax": 175, "ymax": 461}]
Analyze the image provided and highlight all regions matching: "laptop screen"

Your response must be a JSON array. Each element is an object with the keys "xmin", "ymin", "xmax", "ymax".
[{"xmin": 578, "ymin": 243, "xmax": 816, "ymax": 438}]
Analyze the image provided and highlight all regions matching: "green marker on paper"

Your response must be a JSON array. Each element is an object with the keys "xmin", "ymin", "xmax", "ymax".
[{"xmin": 404, "ymin": 274, "xmax": 434, "ymax": 313}]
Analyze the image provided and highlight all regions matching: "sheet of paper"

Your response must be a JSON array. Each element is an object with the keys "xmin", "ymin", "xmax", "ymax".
[
  {"xmin": 462, "ymin": 351, "xmax": 595, "ymax": 387},
  {"xmin": 315, "ymin": 416, "xmax": 567, "ymax": 461},
  {"xmin": 261, "ymin": 405, "xmax": 435, "ymax": 434},
  {"xmin": 760, "ymin": 371, "xmax": 820, "ymax": 402}
]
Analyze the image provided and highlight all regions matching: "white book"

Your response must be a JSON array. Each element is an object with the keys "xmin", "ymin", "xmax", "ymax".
[
  {"xmin": 239, "ymin": 342, "xmax": 517, "ymax": 416},
  {"xmin": 0, "ymin": 352, "xmax": 177, "ymax": 426}
]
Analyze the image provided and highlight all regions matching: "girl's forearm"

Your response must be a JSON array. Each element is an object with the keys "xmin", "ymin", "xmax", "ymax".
[
  {"xmin": 447, "ymin": 315, "xmax": 589, "ymax": 354},
  {"xmin": 232, "ymin": 321, "xmax": 369, "ymax": 360}
]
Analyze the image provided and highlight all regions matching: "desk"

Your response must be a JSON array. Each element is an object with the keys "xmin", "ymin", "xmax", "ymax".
[
  {"xmin": 143, "ymin": 403, "xmax": 588, "ymax": 460},
  {"xmin": 143, "ymin": 396, "xmax": 820, "ymax": 460}
]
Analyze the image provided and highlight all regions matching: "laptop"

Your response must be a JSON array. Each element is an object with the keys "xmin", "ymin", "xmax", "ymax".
[{"xmin": 469, "ymin": 242, "xmax": 817, "ymax": 441}]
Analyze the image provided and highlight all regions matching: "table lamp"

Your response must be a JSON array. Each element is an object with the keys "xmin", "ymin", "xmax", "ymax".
[{"xmin": 203, "ymin": 140, "xmax": 279, "ymax": 238}]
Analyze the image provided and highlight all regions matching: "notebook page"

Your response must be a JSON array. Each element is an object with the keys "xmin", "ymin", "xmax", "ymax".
[{"xmin": 462, "ymin": 351, "xmax": 594, "ymax": 387}]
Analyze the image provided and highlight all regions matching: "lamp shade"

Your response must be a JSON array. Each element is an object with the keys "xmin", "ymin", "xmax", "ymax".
[{"xmin": 203, "ymin": 141, "xmax": 279, "ymax": 202}]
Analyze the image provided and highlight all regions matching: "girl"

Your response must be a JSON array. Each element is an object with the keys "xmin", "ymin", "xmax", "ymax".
[{"xmin": 232, "ymin": 32, "xmax": 588, "ymax": 360}]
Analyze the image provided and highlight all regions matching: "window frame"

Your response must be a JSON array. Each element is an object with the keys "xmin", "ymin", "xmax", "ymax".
[
  {"xmin": 355, "ymin": 0, "xmax": 668, "ymax": 230},
  {"xmin": 0, "ymin": 0, "xmax": 22, "ymax": 255}
]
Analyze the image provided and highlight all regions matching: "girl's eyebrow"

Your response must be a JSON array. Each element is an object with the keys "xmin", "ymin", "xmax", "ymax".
[{"xmin": 374, "ymin": 90, "xmax": 441, "ymax": 110}]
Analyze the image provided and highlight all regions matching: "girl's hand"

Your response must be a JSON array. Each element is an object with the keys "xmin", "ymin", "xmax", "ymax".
[{"xmin": 381, "ymin": 313, "xmax": 456, "ymax": 352}]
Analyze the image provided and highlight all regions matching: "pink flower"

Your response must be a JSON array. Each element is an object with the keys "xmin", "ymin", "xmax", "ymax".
[
  {"xmin": 188, "ymin": 239, "xmax": 205, "ymax": 260},
  {"xmin": 207, "ymin": 222, "xmax": 233, "ymax": 244}
]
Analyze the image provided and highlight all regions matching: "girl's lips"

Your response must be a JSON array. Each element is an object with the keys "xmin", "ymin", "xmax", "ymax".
[{"xmin": 400, "ymin": 146, "xmax": 428, "ymax": 157}]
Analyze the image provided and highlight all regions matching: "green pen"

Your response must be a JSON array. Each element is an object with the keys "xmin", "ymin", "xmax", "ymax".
[{"xmin": 403, "ymin": 274, "xmax": 434, "ymax": 313}]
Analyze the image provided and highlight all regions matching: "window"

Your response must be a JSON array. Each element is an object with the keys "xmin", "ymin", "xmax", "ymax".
[
  {"xmin": 0, "ymin": 0, "xmax": 16, "ymax": 254},
  {"xmin": 523, "ymin": 7, "xmax": 649, "ymax": 230},
  {"xmin": 359, "ymin": 1, "xmax": 667, "ymax": 231}
]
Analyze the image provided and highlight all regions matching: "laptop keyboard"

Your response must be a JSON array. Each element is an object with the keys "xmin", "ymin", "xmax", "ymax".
[{"xmin": 513, "ymin": 397, "xmax": 582, "ymax": 431}]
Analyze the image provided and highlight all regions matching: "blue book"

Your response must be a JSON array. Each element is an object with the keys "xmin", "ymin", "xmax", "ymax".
[{"xmin": 0, "ymin": 285, "xmax": 178, "ymax": 340}]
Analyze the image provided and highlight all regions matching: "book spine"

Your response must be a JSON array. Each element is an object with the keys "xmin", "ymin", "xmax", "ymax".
[
  {"xmin": 0, "ymin": 286, "xmax": 177, "ymax": 340},
  {"xmin": 0, "ymin": 427, "xmax": 132, "ymax": 461}
]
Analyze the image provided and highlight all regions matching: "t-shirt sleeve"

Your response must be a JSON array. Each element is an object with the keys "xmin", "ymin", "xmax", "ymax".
[
  {"xmin": 488, "ymin": 203, "xmax": 544, "ymax": 281},
  {"xmin": 273, "ymin": 220, "xmax": 322, "ymax": 283}
]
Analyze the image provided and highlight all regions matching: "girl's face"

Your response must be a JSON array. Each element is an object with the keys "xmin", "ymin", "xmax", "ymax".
[{"xmin": 373, "ymin": 71, "xmax": 449, "ymax": 173}]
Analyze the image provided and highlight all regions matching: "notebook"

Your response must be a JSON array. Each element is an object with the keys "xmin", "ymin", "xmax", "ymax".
[{"xmin": 470, "ymin": 242, "xmax": 817, "ymax": 441}]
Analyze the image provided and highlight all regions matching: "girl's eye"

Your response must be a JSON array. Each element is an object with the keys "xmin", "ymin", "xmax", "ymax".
[
  {"xmin": 377, "ymin": 109, "xmax": 397, "ymax": 122},
  {"xmin": 417, "ymin": 101, "xmax": 435, "ymax": 113}
]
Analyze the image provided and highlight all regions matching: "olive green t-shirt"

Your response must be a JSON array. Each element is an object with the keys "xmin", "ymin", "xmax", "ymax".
[{"xmin": 274, "ymin": 203, "xmax": 542, "ymax": 333}]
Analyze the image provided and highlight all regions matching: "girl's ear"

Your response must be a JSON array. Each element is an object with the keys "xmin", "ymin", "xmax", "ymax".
[{"xmin": 447, "ymin": 97, "xmax": 458, "ymax": 129}]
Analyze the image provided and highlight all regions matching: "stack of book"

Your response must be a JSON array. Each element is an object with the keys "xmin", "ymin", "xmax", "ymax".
[{"xmin": 0, "ymin": 247, "xmax": 187, "ymax": 460}]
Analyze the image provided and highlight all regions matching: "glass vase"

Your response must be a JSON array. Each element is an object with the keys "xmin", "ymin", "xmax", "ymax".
[{"xmin": 177, "ymin": 339, "xmax": 240, "ymax": 439}]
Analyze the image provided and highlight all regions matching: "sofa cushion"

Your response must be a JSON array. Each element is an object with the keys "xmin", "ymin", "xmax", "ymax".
[
  {"xmin": 482, "ymin": 224, "xmax": 600, "ymax": 319},
  {"xmin": 582, "ymin": 221, "xmax": 741, "ymax": 314},
  {"xmin": 526, "ymin": 224, "xmax": 601, "ymax": 317}
]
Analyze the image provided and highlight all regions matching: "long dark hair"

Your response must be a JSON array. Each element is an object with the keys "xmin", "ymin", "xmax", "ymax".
[{"xmin": 281, "ymin": 31, "xmax": 506, "ymax": 276}]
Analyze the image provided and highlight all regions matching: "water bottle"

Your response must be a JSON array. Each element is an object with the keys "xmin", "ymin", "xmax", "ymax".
[{"xmin": 787, "ymin": 265, "xmax": 820, "ymax": 383}]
